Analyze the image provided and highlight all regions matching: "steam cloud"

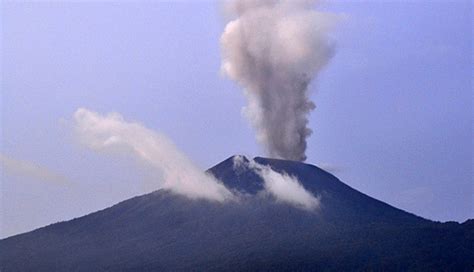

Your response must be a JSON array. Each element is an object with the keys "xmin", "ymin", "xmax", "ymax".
[
  {"xmin": 73, "ymin": 108, "xmax": 234, "ymax": 202},
  {"xmin": 221, "ymin": 0, "xmax": 336, "ymax": 161},
  {"xmin": 233, "ymin": 155, "xmax": 320, "ymax": 210},
  {"xmin": 254, "ymin": 162, "xmax": 320, "ymax": 210}
]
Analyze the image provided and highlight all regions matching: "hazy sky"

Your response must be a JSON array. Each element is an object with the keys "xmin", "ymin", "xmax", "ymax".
[{"xmin": 1, "ymin": 0, "xmax": 472, "ymax": 238}]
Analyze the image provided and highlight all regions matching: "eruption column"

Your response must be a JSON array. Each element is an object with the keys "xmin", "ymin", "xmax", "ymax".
[{"xmin": 221, "ymin": 0, "xmax": 337, "ymax": 161}]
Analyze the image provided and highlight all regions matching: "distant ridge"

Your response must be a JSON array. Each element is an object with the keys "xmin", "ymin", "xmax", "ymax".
[{"xmin": 1, "ymin": 155, "xmax": 473, "ymax": 271}]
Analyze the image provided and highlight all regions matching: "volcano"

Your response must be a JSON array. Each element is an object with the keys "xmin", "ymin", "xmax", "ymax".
[{"xmin": 1, "ymin": 156, "xmax": 472, "ymax": 271}]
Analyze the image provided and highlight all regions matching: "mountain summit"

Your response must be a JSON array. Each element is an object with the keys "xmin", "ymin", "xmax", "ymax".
[{"xmin": 1, "ymin": 156, "xmax": 473, "ymax": 271}]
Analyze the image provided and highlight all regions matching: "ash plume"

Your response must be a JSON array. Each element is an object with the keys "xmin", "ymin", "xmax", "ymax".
[{"xmin": 221, "ymin": 0, "xmax": 337, "ymax": 161}]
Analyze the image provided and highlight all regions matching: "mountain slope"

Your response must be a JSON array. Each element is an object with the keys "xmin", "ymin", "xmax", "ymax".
[{"xmin": 1, "ymin": 156, "xmax": 473, "ymax": 271}]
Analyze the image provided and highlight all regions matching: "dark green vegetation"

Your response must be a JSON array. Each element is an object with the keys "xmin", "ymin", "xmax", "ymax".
[{"xmin": 1, "ymin": 156, "xmax": 473, "ymax": 271}]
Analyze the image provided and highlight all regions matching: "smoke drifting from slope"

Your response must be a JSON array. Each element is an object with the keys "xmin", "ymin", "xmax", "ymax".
[
  {"xmin": 233, "ymin": 156, "xmax": 320, "ymax": 210},
  {"xmin": 221, "ymin": 0, "xmax": 336, "ymax": 161},
  {"xmin": 73, "ymin": 108, "xmax": 234, "ymax": 202},
  {"xmin": 254, "ymin": 162, "xmax": 320, "ymax": 210}
]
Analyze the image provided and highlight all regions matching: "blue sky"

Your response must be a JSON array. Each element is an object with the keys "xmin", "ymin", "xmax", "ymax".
[{"xmin": 1, "ymin": 0, "xmax": 472, "ymax": 237}]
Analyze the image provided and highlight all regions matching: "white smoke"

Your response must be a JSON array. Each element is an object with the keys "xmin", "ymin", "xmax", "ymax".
[
  {"xmin": 232, "ymin": 154, "xmax": 247, "ymax": 170},
  {"xmin": 221, "ymin": 0, "xmax": 337, "ymax": 161},
  {"xmin": 233, "ymin": 156, "xmax": 320, "ymax": 210},
  {"xmin": 72, "ymin": 108, "xmax": 234, "ymax": 202}
]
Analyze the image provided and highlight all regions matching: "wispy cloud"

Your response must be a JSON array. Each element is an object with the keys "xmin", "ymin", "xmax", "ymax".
[
  {"xmin": 0, "ymin": 154, "xmax": 69, "ymax": 185},
  {"xmin": 318, "ymin": 162, "xmax": 346, "ymax": 175},
  {"xmin": 72, "ymin": 108, "xmax": 234, "ymax": 202},
  {"xmin": 233, "ymin": 156, "xmax": 320, "ymax": 211}
]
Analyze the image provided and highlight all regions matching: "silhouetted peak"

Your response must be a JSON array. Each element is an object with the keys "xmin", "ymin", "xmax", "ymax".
[{"xmin": 2, "ymin": 154, "xmax": 470, "ymax": 271}]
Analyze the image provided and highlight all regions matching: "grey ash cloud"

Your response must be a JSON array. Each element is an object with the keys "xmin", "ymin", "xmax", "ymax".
[{"xmin": 221, "ymin": 0, "xmax": 337, "ymax": 161}]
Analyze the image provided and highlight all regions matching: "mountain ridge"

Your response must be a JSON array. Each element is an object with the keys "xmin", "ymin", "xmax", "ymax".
[{"xmin": 1, "ymin": 155, "xmax": 472, "ymax": 271}]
